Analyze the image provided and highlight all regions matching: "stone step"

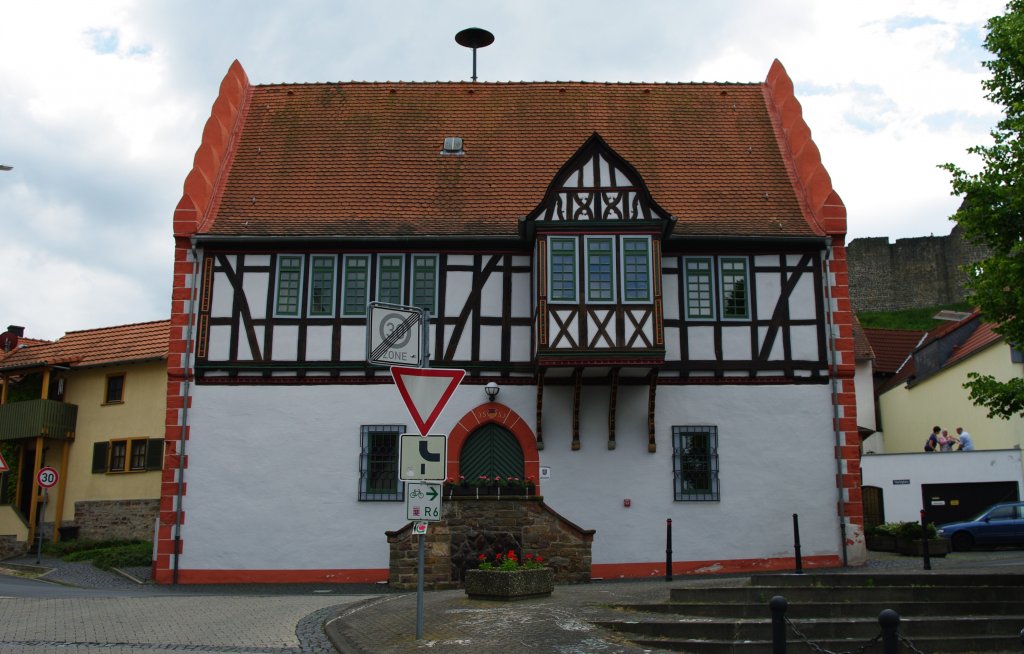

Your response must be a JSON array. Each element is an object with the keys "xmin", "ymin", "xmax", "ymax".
[
  {"xmin": 749, "ymin": 572, "xmax": 1024, "ymax": 587},
  {"xmin": 617, "ymin": 599, "xmax": 1024, "ymax": 618},
  {"xmin": 627, "ymin": 634, "xmax": 1021, "ymax": 653},
  {"xmin": 595, "ymin": 615, "xmax": 1023, "ymax": 642},
  {"xmin": 670, "ymin": 584, "xmax": 1024, "ymax": 603}
]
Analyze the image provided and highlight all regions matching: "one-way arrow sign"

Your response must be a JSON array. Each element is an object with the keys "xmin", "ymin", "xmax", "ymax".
[{"xmin": 391, "ymin": 366, "xmax": 466, "ymax": 436}]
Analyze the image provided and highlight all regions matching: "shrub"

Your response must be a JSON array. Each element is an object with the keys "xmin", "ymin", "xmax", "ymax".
[{"xmin": 874, "ymin": 521, "xmax": 937, "ymax": 539}]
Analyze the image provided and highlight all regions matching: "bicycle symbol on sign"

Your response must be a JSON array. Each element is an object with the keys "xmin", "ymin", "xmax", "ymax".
[{"xmin": 409, "ymin": 488, "xmax": 425, "ymax": 499}]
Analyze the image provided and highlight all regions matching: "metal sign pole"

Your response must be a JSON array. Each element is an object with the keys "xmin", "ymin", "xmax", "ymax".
[
  {"xmin": 36, "ymin": 489, "xmax": 46, "ymax": 564},
  {"xmin": 416, "ymin": 532, "xmax": 425, "ymax": 639},
  {"xmin": 416, "ymin": 307, "xmax": 429, "ymax": 641}
]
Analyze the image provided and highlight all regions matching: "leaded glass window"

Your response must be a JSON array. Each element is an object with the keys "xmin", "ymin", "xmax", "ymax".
[
  {"xmin": 412, "ymin": 255, "xmax": 437, "ymax": 314},
  {"xmin": 377, "ymin": 255, "xmax": 404, "ymax": 305},
  {"xmin": 684, "ymin": 257, "xmax": 714, "ymax": 319},
  {"xmin": 549, "ymin": 237, "xmax": 578, "ymax": 302},
  {"xmin": 586, "ymin": 237, "xmax": 614, "ymax": 302},
  {"xmin": 275, "ymin": 255, "xmax": 303, "ymax": 316},
  {"xmin": 622, "ymin": 237, "xmax": 651, "ymax": 302},
  {"xmin": 720, "ymin": 257, "xmax": 749, "ymax": 319},
  {"xmin": 308, "ymin": 255, "xmax": 336, "ymax": 317},
  {"xmin": 342, "ymin": 255, "xmax": 369, "ymax": 316}
]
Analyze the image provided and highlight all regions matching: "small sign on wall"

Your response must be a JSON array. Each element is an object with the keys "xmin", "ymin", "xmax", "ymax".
[
  {"xmin": 539, "ymin": 466, "xmax": 551, "ymax": 480},
  {"xmin": 892, "ymin": 479, "xmax": 910, "ymax": 485}
]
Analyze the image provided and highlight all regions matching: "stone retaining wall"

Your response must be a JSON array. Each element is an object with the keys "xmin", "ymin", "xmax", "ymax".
[
  {"xmin": 386, "ymin": 496, "xmax": 594, "ymax": 590},
  {"xmin": 0, "ymin": 535, "xmax": 27, "ymax": 560},
  {"xmin": 72, "ymin": 499, "xmax": 159, "ymax": 541}
]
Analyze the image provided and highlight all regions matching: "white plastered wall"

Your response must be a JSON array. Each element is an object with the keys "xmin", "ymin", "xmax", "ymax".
[{"xmin": 178, "ymin": 382, "xmax": 841, "ymax": 571}]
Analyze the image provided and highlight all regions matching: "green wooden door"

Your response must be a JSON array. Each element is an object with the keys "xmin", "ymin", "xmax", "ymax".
[{"xmin": 460, "ymin": 424, "xmax": 524, "ymax": 482}]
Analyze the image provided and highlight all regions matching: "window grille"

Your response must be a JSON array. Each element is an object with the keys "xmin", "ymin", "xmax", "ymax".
[
  {"xmin": 672, "ymin": 426, "xmax": 719, "ymax": 501},
  {"xmin": 549, "ymin": 238, "xmax": 577, "ymax": 302},
  {"xmin": 377, "ymin": 255, "xmax": 404, "ymax": 305},
  {"xmin": 622, "ymin": 237, "xmax": 651, "ymax": 301},
  {"xmin": 586, "ymin": 237, "xmax": 614, "ymax": 302},
  {"xmin": 359, "ymin": 425, "xmax": 405, "ymax": 501},
  {"xmin": 342, "ymin": 255, "xmax": 369, "ymax": 316},
  {"xmin": 412, "ymin": 255, "xmax": 438, "ymax": 314},
  {"xmin": 684, "ymin": 257, "xmax": 715, "ymax": 319},
  {"xmin": 275, "ymin": 255, "xmax": 303, "ymax": 316}
]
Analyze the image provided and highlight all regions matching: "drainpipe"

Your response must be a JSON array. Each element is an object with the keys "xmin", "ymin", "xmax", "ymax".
[
  {"xmin": 173, "ymin": 244, "xmax": 200, "ymax": 584},
  {"xmin": 823, "ymin": 243, "xmax": 849, "ymax": 567}
]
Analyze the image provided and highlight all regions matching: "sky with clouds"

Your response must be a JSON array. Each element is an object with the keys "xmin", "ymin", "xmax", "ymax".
[{"xmin": 0, "ymin": 0, "xmax": 1007, "ymax": 340}]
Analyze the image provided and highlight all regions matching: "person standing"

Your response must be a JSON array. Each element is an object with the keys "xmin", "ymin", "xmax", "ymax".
[
  {"xmin": 925, "ymin": 426, "xmax": 941, "ymax": 452},
  {"xmin": 956, "ymin": 427, "xmax": 974, "ymax": 451},
  {"xmin": 939, "ymin": 430, "xmax": 955, "ymax": 452}
]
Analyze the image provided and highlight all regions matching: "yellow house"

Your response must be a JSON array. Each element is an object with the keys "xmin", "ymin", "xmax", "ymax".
[
  {"xmin": 877, "ymin": 312, "xmax": 1024, "ymax": 454},
  {"xmin": 0, "ymin": 321, "xmax": 168, "ymax": 556}
]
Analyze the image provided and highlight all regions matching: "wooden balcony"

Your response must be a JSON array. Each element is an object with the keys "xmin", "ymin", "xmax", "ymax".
[{"xmin": 0, "ymin": 399, "xmax": 77, "ymax": 442}]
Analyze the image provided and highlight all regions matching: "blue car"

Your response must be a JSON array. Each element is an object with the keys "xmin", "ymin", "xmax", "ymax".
[{"xmin": 937, "ymin": 501, "xmax": 1024, "ymax": 551}]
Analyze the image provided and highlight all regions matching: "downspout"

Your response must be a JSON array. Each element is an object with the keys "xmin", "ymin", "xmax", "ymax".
[
  {"xmin": 173, "ymin": 244, "xmax": 200, "ymax": 584},
  {"xmin": 823, "ymin": 243, "xmax": 849, "ymax": 567}
]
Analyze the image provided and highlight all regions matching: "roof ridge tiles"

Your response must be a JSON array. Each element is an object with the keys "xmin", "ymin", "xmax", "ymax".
[{"xmin": 63, "ymin": 318, "xmax": 171, "ymax": 336}]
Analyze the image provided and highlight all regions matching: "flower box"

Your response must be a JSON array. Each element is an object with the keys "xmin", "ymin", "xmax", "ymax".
[
  {"xmin": 464, "ymin": 568, "xmax": 554, "ymax": 601},
  {"xmin": 896, "ymin": 537, "xmax": 950, "ymax": 557}
]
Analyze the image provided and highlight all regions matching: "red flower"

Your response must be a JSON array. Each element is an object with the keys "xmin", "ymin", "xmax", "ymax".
[
  {"xmin": 536, "ymin": 556, "xmax": 543, "ymax": 562},
  {"xmin": 495, "ymin": 552, "xmax": 503, "ymax": 560},
  {"xmin": 478, "ymin": 553, "xmax": 486, "ymax": 561},
  {"xmin": 507, "ymin": 550, "xmax": 517, "ymax": 561}
]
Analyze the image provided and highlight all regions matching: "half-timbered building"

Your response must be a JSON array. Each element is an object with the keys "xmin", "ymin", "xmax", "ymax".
[{"xmin": 155, "ymin": 59, "xmax": 864, "ymax": 584}]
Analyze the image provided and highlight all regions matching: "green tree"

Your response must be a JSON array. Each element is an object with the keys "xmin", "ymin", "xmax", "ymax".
[{"xmin": 942, "ymin": 0, "xmax": 1024, "ymax": 419}]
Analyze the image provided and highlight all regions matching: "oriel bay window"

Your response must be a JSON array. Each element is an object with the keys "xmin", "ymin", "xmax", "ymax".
[
  {"xmin": 549, "ymin": 237, "xmax": 578, "ymax": 302},
  {"xmin": 585, "ymin": 237, "xmax": 614, "ymax": 302},
  {"xmin": 621, "ymin": 236, "xmax": 652, "ymax": 302},
  {"xmin": 92, "ymin": 438, "xmax": 164, "ymax": 474}
]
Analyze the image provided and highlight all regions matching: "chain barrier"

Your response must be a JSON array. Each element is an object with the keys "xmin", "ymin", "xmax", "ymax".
[
  {"xmin": 897, "ymin": 632, "xmax": 928, "ymax": 654},
  {"xmin": 785, "ymin": 616, "xmax": 883, "ymax": 654}
]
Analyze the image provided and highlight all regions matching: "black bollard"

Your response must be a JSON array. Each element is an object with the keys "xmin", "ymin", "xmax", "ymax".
[
  {"xmin": 792, "ymin": 513, "xmax": 803, "ymax": 574},
  {"xmin": 770, "ymin": 595, "xmax": 788, "ymax": 654},
  {"xmin": 665, "ymin": 518, "xmax": 673, "ymax": 582},
  {"xmin": 879, "ymin": 608, "xmax": 900, "ymax": 653},
  {"xmin": 919, "ymin": 509, "xmax": 931, "ymax": 571}
]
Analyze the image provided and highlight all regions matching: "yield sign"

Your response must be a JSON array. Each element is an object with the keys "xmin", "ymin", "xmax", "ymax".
[
  {"xmin": 0, "ymin": 450, "xmax": 7, "ymax": 474},
  {"xmin": 391, "ymin": 366, "xmax": 466, "ymax": 436}
]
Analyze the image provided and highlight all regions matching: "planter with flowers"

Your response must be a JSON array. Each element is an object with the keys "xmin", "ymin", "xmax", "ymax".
[
  {"xmin": 464, "ymin": 550, "xmax": 553, "ymax": 601},
  {"xmin": 445, "ymin": 475, "xmax": 537, "ymax": 499}
]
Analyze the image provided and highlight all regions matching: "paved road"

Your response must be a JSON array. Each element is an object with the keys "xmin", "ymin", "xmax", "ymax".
[{"xmin": 0, "ymin": 558, "xmax": 383, "ymax": 654}]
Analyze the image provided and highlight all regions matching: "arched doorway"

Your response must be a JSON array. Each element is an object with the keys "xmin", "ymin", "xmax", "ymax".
[{"xmin": 459, "ymin": 424, "xmax": 524, "ymax": 482}]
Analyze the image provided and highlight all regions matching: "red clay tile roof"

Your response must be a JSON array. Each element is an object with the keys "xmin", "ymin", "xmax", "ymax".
[
  {"xmin": 945, "ymin": 319, "xmax": 1003, "ymax": 367},
  {"xmin": 851, "ymin": 314, "xmax": 874, "ymax": 361},
  {"xmin": 862, "ymin": 328, "xmax": 926, "ymax": 375},
  {"xmin": 179, "ymin": 61, "xmax": 841, "ymax": 241},
  {"xmin": 0, "ymin": 320, "xmax": 169, "ymax": 372}
]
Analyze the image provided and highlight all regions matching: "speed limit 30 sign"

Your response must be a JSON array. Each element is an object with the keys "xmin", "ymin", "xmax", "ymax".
[{"xmin": 37, "ymin": 466, "xmax": 59, "ymax": 488}]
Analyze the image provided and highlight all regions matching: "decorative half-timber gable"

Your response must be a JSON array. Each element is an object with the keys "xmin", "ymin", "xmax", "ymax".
[{"xmin": 528, "ymin": 133, "xmax": 672, "ymax": 225}]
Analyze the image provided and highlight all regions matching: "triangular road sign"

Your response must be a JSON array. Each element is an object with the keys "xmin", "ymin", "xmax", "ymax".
[
  {"xmin": 391, "ymin": 366, "xmax": 466, "ymax": 436},
  {"xmin": 0, "ymin": 450, "xmax": 8, "ymax": 474}
]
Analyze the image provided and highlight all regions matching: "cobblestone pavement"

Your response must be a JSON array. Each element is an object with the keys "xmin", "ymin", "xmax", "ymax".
[{"xmin": 0, "ymin": 555, "xmax": 383, "ymax": 654}]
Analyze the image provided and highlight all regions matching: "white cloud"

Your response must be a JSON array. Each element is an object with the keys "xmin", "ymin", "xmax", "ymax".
[{"xmin": 0, "ymin": 0, "xmax": 1011, "ymax": 337}]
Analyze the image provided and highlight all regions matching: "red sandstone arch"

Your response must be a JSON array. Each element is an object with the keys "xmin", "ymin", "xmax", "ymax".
[{"xmin": 447, "ymin": 403, "xmax": 540, "ymax": 490}]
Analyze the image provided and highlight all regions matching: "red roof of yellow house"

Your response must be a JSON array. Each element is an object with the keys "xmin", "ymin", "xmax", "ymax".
[
  {"xmin": 863, "ymin": 328, "xmax": 926, "ymax": 375},
  {"xmin": 0, "ymin": 320, "xmax": 169, "ymax": 372},
  {"xmin": 174, "ymin": 60, "xmax": 845, "ymax": 242}
]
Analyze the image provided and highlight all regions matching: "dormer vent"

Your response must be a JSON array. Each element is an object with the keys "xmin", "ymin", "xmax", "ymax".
[{"xmin": 441, "ymin": 137, "xmax": 464, "ymax": 156}]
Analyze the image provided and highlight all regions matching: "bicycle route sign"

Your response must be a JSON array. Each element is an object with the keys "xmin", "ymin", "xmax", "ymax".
[{"xmin": 406, "ymin": 482, "xmax": 442, "ymax": 522}]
